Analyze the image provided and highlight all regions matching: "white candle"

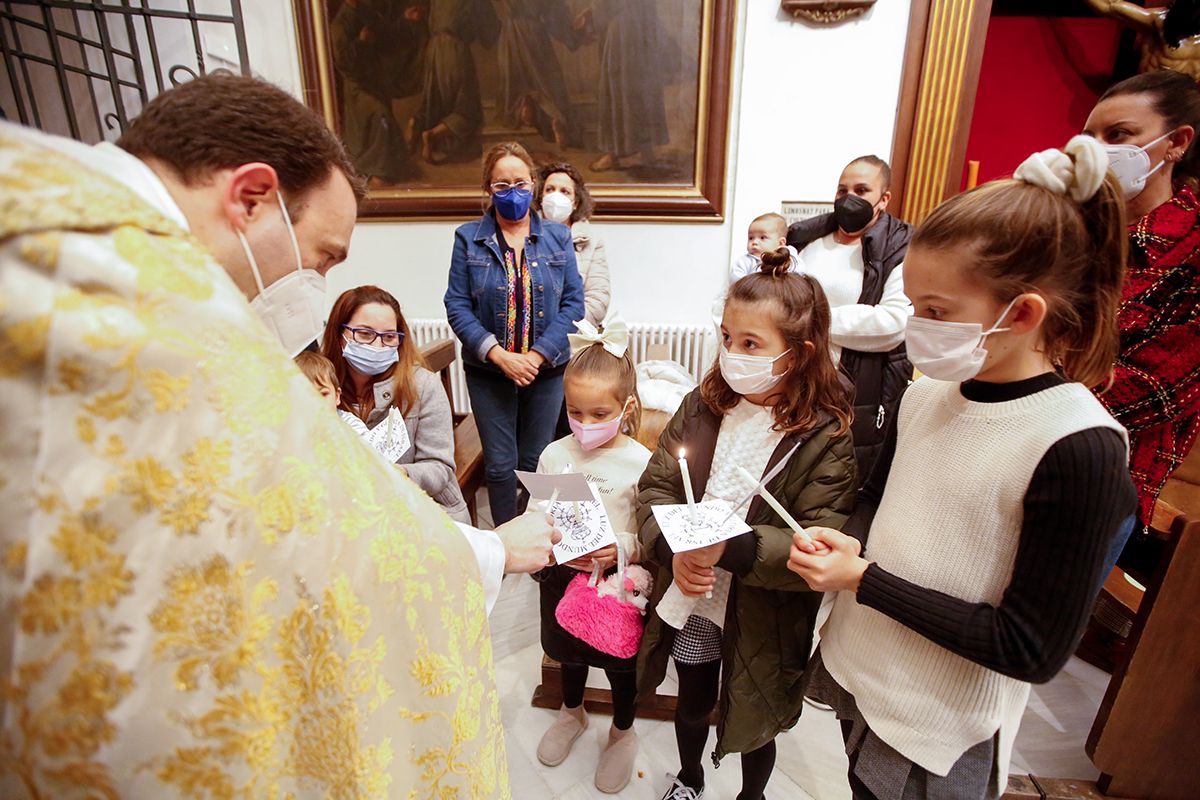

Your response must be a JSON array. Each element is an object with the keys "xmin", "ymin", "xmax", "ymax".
[
  {"xmin": 736, "ymin": 466, "xmax": 811, "ymax": 543},
  {"xmin": 678, "ymin": 448, "xmax": 698, "ymax": 523}
]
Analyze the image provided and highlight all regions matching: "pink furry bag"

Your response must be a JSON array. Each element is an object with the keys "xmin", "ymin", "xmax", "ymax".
[{"xmin": 555, "ymin": 537, "xmax": 653, "ymax": 659}]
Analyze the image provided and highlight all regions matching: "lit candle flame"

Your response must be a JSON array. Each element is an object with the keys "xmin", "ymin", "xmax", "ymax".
[{"xmin": 678, "ymin": 448, "xmax": 686, "ymax": 459}]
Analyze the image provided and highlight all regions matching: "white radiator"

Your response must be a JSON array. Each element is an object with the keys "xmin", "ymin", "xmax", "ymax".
[{"xmin": 409, "ymin": 319, "xmax": 715, "ymax": 415}]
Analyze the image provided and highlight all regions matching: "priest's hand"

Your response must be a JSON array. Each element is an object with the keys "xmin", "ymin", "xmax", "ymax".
[{"xmin": 497, "ymin": 512, "xmax": 563, "ymax": 574}]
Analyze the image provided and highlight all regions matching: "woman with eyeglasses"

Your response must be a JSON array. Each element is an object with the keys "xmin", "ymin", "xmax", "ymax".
[
  {"xmin": 324, "ymin": 285, "xmax": 471, "ymax": 522},
  {"xmin": 444, "ymin": 141, "xmax": 585, "ymax": 524}
]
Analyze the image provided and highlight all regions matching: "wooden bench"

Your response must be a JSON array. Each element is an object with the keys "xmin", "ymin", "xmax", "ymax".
[
  {"xmin": 420, "ymin": 338, "xmax": 485, "ymax": 525},
  {"xmin": 1002, "ymin": 443, "xmax": 1200, "ymax": 799},
  {"xmin": 1082, "ymin": 492, "xmax": 1200, "ymax": 798}
]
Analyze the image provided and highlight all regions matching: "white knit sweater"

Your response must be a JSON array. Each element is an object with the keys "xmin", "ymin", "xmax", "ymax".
[
  {"xmin": 657, "ymin": 399, "xmax": 785, "ymax": 630},
  {"xmin": 820, "ymin": 377, "xmax": 1126, "ymax": 778}
]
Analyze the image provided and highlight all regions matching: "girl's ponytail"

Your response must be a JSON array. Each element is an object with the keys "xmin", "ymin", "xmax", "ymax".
[
  {"xmin": 1070, "ymin": 172, "xmax": 1127, "ymax": 390},
  {"xmin": 913, "ymin": 137, "xmax": 1128, "ymax": 390},
  {"xmin": 759, "ymin": 246, "xmax": 793, "ymax": 277}
]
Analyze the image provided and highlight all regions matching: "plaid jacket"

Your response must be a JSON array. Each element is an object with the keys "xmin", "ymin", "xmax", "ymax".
[{"xmin": 1100, "ymin": 186, "xmax": 1200, "ymax": 522}]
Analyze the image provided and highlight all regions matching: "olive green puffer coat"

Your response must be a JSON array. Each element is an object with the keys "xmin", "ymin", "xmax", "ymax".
[{"xmin": 635, "ymin": 390, "xmax": 856, "ymax": 763}]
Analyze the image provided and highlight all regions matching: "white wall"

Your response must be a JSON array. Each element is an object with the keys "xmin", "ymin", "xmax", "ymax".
[{"xmin": 242, "ymin": 0, "xmax": 912, "ymax": 326}]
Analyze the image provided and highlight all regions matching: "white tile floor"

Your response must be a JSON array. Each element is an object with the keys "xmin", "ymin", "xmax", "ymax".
[{"xmin": 489, "ymin": 572, "xmax": 1112, "ymax": 800}]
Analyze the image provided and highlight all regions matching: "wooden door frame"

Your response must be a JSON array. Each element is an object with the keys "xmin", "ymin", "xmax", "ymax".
[{"xmin": 889, "ymin": 0, "xmax": 995, "ymax": 224}]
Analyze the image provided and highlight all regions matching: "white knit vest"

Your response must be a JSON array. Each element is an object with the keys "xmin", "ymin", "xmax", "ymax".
[{"xmin": 820, "ymin": 377, "xmax": 1126, "ymax": 778}]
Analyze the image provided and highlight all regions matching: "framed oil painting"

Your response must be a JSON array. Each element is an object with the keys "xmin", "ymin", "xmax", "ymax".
[{"xmin": 293, "ymin": 0, "xmax": 735, "ymax": 221}]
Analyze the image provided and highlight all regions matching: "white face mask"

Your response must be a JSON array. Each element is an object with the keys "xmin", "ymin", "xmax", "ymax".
[
  {"xmin": 1103, "ymin": 130, "xmax": 1172, "ymax": 199},
  {"xmin": 239, "ymin": 191, "xmax": 327, "ymax": 358},
  {"xmin": 719, "ymin": 346, "xmax": 790, "ymax": 395},
  {"xmin": 904, "ymin": 296, "xmax": 1020, "ymax": 383},
  {"xmin": 541, "ymin": 191, "xmax": 574, "ymax": 223}
]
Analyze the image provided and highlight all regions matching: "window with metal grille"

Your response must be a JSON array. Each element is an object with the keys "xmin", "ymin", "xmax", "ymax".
[{"xmin": 0, "ymin": 0, "xmax": 249, "ymax": 143}]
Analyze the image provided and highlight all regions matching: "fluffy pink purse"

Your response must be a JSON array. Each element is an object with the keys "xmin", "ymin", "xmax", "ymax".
[{"xmin": 555, "ymin": 538, "xmax": 653, "ymax": 659}]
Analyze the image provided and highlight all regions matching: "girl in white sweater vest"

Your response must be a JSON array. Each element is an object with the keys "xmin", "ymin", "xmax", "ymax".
[{"xmin": 788, "ymin": 138, "xmax": 1137, "ymax": 800}]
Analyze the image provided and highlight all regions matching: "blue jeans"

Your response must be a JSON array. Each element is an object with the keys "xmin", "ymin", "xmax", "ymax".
[
  {"xmin": 1097, "ymin": 513, "xmax": 1139, "ymax": 594},
  {"xmin": 466, "ymin": 368, "xmax": 564, "ymax": 525}
]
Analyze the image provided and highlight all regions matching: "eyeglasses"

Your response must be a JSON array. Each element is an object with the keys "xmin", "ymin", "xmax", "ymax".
[
  {"xmin": 342, "ymin": 325, "xmax": 403, "ymax": 348},
  {"xmin": 490, "ymin": 180, "xmax": 533, "ymax": 193}
]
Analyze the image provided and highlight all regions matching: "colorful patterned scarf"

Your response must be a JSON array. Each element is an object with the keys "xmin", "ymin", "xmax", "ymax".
[{"xmin": 503, "ymin": 246, "xmax": 533, "ymax": 353}]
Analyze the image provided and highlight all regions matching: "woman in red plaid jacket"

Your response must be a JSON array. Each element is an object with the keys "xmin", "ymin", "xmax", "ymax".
[{"xmin": 1085, "ymin": 69, "xmax": 1200, "ymax": 577}]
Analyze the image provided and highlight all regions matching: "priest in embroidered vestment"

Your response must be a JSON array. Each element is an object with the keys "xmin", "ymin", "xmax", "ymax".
[{"xmin": 0, "ymin": 75, "xmax": 554, "ymax": 799}]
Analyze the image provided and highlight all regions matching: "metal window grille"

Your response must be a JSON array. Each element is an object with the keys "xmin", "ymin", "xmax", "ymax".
[{"xmin": 1, "ymin": 0, "xmax": 249, "ymax": 143}]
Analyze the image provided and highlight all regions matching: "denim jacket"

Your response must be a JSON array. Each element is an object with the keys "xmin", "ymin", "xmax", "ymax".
[{"xmin": 444, "ymin": 210, "xmax": 585, "ymax": 371}]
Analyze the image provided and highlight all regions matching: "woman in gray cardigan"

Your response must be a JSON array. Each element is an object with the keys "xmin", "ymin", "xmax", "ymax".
[
  {"xmin": 536, "ymin": 161, "xmax": 610, "ymax": 325},
  {"xmin": 323, "ymin": 285, "xmax": 471, "ymax": 523}
]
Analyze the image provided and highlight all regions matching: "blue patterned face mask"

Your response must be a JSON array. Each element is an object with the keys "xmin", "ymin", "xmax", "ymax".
[
  {"xmin": 342, "ymin": 339, "xmax": 399, "ymax": 376},
  {"xmin": 492, "ymin": 186, "xmax": 533, "ymax": 221}
]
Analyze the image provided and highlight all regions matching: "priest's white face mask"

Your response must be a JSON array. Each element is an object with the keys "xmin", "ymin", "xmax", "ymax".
[{"xmin": 237, "ymin": 191, "xmax": 327, "ymax": 357}]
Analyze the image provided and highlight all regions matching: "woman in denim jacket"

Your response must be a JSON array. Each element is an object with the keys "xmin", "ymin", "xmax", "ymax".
[{"xmin": 444, "ymin": 141, "xmax": 585, "ymax": 523}]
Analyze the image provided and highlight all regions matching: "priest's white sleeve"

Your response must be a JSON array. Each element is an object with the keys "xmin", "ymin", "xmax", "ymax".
[{"xmin": 455, "ymin": 522, "xmax": 505, "ymax": 616}]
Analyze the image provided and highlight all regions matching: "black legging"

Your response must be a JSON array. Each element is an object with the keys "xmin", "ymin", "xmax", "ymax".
[
  {"xmin": 674, "ymin": 659, "xmax": 777, "ymax": 800},
  {"xmin": 562, "ymin": 663, "xmax": 638, "ymax": 730}
]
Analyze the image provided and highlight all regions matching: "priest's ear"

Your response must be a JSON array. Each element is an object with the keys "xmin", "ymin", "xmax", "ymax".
[{"xmin": 221, "ymin": 163, "xmax": 280, "ymax": 232}]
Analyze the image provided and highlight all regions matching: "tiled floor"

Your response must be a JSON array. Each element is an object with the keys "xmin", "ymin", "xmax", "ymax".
[{"xmin": 489, "ymin": 573, "xmax": 1112, "ymax": 800}]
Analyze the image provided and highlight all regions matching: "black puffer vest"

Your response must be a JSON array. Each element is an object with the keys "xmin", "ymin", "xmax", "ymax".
[{"xmin": 788, "ymin": 211, "xmax": 913, "ymax": 482}]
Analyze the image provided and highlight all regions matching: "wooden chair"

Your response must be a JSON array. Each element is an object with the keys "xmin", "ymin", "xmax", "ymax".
[
  {"xmin": 1082, "ymin": 493, "xmax": 1200, "ymax": 798},
  {"xmin": 419, "ymin": 338, "xmax": 485, "ymax": 525}
]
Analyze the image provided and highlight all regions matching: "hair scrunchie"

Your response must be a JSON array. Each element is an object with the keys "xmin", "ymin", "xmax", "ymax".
[{"xmin": 1013, "ymin": 134, "xmax": 1108, "ymax": 203}]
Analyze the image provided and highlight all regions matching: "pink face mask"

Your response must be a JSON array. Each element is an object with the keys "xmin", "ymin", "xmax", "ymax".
[{"xmin": 568, "ymin": 398, "xmax": 631, "ymax": 451}]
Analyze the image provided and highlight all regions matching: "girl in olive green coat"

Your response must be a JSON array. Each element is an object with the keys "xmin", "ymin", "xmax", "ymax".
[{"xmin": 636, "ymin": 248, "xmax": 858, "ymax": 800}]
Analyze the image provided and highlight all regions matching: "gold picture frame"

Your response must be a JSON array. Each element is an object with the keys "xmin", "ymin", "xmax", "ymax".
[{"xmin": 293, "ymin": 0, "xmax": 736, "ymax": 222}]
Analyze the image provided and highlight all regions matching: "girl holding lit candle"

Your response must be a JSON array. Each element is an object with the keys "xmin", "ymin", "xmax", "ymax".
[{"xmin": 634, "ymin": 248, "xmax": 857, "ymax": 800}]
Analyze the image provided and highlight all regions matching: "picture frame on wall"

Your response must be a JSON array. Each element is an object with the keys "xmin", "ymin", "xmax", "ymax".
[
  {"xmin": 780, "ymin": 200, "xmax": 835, "ymax": 226},
  {"xmin": 293, "ymin": 0, "xmax": 736, "ymax": 222}
]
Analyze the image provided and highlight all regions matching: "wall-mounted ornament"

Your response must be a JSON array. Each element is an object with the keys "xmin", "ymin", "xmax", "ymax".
[{"xmin": 782, "ymin": 0, "xmax": 878, "ymax": 24}]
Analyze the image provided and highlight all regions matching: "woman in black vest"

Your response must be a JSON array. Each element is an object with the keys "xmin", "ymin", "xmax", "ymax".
[{"xmin": 788, "ymin": 155, "xmax": 913, "ymax": 482}]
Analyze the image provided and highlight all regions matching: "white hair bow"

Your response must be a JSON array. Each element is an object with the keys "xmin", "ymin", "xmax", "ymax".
[
  {"xmin": 568, "ymin": 315, "xmax": 629, "ymax": 359},
  {"xmin": 1013, "ymin": 134, "xmax": 1108, "ymax": 203}
]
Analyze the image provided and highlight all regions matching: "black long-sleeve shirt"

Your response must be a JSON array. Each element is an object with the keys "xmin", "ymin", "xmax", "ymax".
[{"xmin": 845, "ymin": 372, "xmax": 1137, "ymax": 684}]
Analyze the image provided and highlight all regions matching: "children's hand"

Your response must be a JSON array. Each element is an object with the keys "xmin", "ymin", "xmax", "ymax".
[
  {"xmin": 787, "ymin": 528, "xmax": 867, "ymax": 592},
  {"xmin": 672, "ymin": 552, "xmax": 715, "ymax": 597},
  {"xmin": 790, "ymin": 527, "xmax": 836, "ymax": 556},
  {"xmin": 564, "ymin": 543, "xmax": 617, "ymax": 571},
  {"xmin": 688, "ymin": 540, "xmax": 726, "ymax": 568}
]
